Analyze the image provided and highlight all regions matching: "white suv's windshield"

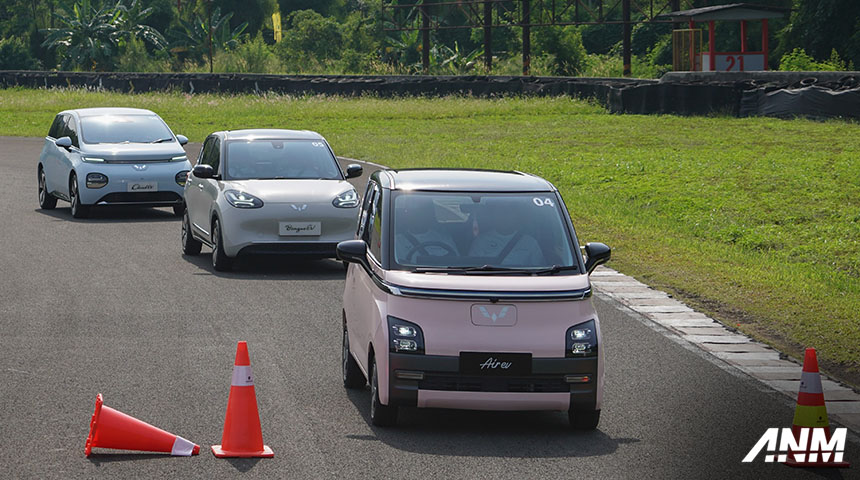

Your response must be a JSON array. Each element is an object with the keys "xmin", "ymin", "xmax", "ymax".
[
  {"xmin": 392, "ymin": 191, "xmax": 579, "ymax": 273},
  {"xmin": 80, "ymin": 115, "xmax": 174, "ymax": 144},
  {"xmin": 225, "ymin": 140, "xmax": 341, "ymax": 180}
]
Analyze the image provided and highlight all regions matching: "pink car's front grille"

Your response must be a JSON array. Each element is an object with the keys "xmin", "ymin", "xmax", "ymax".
[{"xmin": 419, "ymin": 374, "xmax": 569, "ymax": 393}]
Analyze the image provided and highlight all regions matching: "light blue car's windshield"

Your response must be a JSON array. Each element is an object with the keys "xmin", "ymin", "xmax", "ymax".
[
  {"xmin": 391, "ymin": 192, "xmax": 578, "ymax": 271},
  {"xmin": 225, "ymin": 140, "xmax": 341, "ymax": 180},
  {"xmin": 80, "ymin": 115, "xmax": 174, "ymax": 144}
]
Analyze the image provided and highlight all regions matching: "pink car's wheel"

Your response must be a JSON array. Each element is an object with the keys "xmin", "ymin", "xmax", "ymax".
[
  {"xmin": 370, "ymin": 357, "xmax": 397, "ymax": 427},
  {"xmin": 342, "ymin": 323, "xmax": 365, "ymax": 389}
]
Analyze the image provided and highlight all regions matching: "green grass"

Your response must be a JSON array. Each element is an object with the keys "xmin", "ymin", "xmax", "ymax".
[{"xmin": 2, "ymin": 87, "xmax": 859, "ymax": 381}]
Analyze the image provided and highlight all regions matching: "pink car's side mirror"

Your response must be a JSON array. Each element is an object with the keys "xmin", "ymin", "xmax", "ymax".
[
  {"xmin": 337, "ymin": 240, "xmax": 368, "ymax": 266},
  {"xmin": 584, "ymin": 242, "xmax": 611, "ymax": 274}
]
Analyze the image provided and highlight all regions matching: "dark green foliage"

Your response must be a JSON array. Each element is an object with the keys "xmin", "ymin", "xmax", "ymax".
[
  {"xmin": 278, "ymin": 0, "xmax": 348, "ymax": 18},
  {"xmin": 534, "ymin": 25, "xmax": 586, "ymax": 76},
  {"xmin": 0, "ymin": 36, "xmax": 42, "ymax": 69},
  {"xmin": 40, "ymin": 0, "xmax": 123, "ymax": 70},
  {"xmin": 776, "ymin": 0, "xmax": 860, "ymax": 68},
  {"xmin": 214, "ymin": 0, "xmax": 276, "ymax": 37},
  {"xmin": 171, "ymin": 6, "xmax": 246, "ymax": 61},
  {"xmin": 581, "ymin": 23, "xmax": 622, "ymax": 55},
  {"xmin": 277, "ymin": 9, "xmax": 343, "ymax": 69}
]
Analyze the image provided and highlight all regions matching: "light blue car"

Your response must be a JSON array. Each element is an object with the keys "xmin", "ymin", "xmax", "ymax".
[{"xmin": 37, "ymin": 107, "xmax": 193, "ymax": 218}]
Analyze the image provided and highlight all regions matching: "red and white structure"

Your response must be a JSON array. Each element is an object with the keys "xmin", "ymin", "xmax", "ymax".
[{"xmin": 664, "ymin": 3, "xmax": 787, "ymax": 72}]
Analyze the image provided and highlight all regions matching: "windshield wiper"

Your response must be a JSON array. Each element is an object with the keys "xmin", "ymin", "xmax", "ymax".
[
  {"xmin": 410, "ymin": 265, "xmax": 537, "ymax": 275},
  {"xmin": 529, "ymin": 264, "xmax": 580, "ymax": 275},
  {"xmin": 150, "ymin": 138, "xmax": 173, "ymax": 143},
  {"xmin": 410, "ymin": 264, "xmax": 580, "ymax": 275}
]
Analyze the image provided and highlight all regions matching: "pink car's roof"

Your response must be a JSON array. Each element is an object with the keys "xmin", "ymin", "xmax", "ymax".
[{"xmin": 384, "ymin": 269, "xmax": 590, "ymax": 293}]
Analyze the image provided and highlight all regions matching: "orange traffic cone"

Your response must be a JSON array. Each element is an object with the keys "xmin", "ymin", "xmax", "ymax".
[
  {"xmin": 784, "ymin": 348, "xmax": 850, "ymax": 468},
  {"xmin": 84, "ymin": 394, "xmax": 200, "ymax": 457},
  {"xmin": 211, "ymin": 341, "xmax": 273, "ymax": 458}
]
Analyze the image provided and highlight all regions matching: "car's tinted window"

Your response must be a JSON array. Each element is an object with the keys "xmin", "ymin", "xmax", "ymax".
[
  {"xmin": 224, "ymin": 140, "xmax": 341, "ymax": 180},
  {"xmin": 390, "ymin": 191, "xmax": 577, "ymax": 271},
  {"xmin": 367, "ymin": 187, "xmax": 383, "ymax": 261},
  {"xmin": 48, "ymin": 115, "xmax": 65, "ymax": 138},
  {"xmin": 357, "ymin": 181, "xmax": 376, "ymax": 237},
  {"xmin": 63, "ymin": 116, "xmax": 79, "ymax": 148},
  {"xmin": 209, "ymin": 138, "xmax": 221, "ymax": 174},
  {"xmin": 79, "ymin": 115, "xmax": 174, "ymax": 144},
  {"xmin": 199, "ymin": 136, "xmax": 215, "ymax": 166}
]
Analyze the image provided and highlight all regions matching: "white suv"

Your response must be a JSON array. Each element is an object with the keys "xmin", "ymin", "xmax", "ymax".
[{"xmin": 182, "ymin": 129, "xmax": 363, "ymax": 271}]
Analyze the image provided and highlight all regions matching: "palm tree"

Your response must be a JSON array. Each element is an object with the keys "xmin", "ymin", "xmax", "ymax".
[
  {"xmin": 115, "ymin": 0, "xmax": 167, "ymax": 50},
  {"xmin": 40, "ymin": 0, "xmax": 123, "ymax": 71},
  {"xmin": 171, "ymin": 7, "xmax": 247, "ymax": 61}
]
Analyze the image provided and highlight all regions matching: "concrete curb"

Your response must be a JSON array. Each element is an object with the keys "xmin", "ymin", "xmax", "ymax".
[{"xmin": 591, "ymin": 265, "xmax": 860, "ymax": 434}]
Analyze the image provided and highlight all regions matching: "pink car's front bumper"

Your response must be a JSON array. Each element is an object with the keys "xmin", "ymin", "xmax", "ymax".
[{"xmin": 385, "ymin": 352, "xmax": 599, "ymax": 412}]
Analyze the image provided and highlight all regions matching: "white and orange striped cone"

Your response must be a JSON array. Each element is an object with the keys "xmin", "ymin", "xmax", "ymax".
[
  {"xmin": 784, "ymin": 348, "xmax": 850, "ymax": 468},
  {"xmin": 211, "ymin": 341, "xmax": 273, "ymax": 458},
  {"xmin": 85, "ymin": 394, "xmax": 200, "ymax": 457}
]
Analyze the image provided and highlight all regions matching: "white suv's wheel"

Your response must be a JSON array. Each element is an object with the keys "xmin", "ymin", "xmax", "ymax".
[
  {"xmin": 181, "ymin": 210, "xmax": 202, "ymax": 255},
  {"xmin": 211, "ymin": 218, "xmax": 233, "ymax": 271}
]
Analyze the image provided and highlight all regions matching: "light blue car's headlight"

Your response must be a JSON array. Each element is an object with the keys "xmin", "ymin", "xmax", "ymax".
[
  {"xmin": 172, "ymin": 155, "xmax": 187, "ymax": 162},
  {"xmin": 224, "ymin": 190, "xmax": 263, "ymax": 209},
  {"xmin": 333, "ymin": 189, "xmax": 359, "ymax": 208},
  {"xmin": 83, "ymin": 157, "xmax": 105, "ymax": 163},
  {"xmin": 86, "ymin": 173, "xmax": 108, "ymax": 188}
]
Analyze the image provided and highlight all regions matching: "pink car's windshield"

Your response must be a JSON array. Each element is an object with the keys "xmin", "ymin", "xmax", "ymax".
[{"xmin": 391, "ymin": 191, "xmax": 579, "ymax": 273}]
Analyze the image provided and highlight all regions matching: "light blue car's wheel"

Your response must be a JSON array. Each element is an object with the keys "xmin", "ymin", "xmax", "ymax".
[
  {"xmin": 69, "ymin": 174, "xmax": 89, "ymax": 219},
  {"xmin": 38, "ymin": 167, "xmax": 56, "ymax": 210}
]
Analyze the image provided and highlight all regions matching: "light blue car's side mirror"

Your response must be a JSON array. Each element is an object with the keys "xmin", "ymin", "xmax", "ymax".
[
  {"xmin": 55, "ymin": 136, "xmax": 72, "ymax": 149},
  {"xmin": 176, "ymin": 134, "xmax": 188, "ymax": 146}
]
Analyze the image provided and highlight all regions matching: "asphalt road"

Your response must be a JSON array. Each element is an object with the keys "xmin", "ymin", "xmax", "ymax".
[{"xmin": 0, "ymin": 136, "xmax": 857, "ymax": 479}]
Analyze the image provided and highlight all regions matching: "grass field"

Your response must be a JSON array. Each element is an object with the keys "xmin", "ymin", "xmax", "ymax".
[{"xmin": 2, "ymin": 87, "xmax": 859, "ymax": 383}]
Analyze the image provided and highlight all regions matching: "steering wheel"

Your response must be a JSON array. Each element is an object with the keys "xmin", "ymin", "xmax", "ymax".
[{"xmin": 405, "ymin": 241, "xmax": 457, "ymax": 262}]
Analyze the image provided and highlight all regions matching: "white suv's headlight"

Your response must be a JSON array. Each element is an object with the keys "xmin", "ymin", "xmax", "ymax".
[
  {"xmin": 224, "ymin": 190, "xmax": 264, "ymax": 208},
  {"xmin": 333, "ymin": 189, "xmax": 359, "ymax": 208}
]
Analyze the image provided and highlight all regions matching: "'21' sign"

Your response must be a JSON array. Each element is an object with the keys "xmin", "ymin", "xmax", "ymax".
[{"xmin": 713, "ymin": 53, "xmax": 765, "ymax": 72}]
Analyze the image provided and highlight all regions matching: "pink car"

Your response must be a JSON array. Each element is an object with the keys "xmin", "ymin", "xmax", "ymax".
[{"xmin": 338, "ymin": 169, "xmax": 611, "ymax": 429}]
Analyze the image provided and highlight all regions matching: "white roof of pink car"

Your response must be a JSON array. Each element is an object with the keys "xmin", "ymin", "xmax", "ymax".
[{"xmin": 381, "ymin": 169, "xmax": 555, "ymax": 192}]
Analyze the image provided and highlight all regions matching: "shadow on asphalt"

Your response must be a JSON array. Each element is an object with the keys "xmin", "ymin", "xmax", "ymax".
[
  {"xmin": 87, "ymin": 453, "xmax": 173, "ymax": 464},
  {"xmin": 181, "ymin": 252, "xmax": 347, "ymax": 280},
  {"xmin": 34, "ymin": 206, "xmax": 179, "ymax": 223},
  {"xmin": 226, "ymin": 458, "xmax": 261, "ymax": 473},
  {"xmin": 343, "ymin": 389, "xmax": 639, "ymax": 458}
]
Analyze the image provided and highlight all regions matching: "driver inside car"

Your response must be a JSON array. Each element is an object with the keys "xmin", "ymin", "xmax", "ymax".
[
  {"xmin": 394, "ymin": 196, "xmax": 459, "ymax": 264},
  {"xmin": 468, "ymin": 202, "xmax": 545, "ymax": 267}
]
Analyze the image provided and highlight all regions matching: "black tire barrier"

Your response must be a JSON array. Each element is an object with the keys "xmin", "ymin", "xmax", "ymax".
[{"xmin": 1, "ymin": 70, "xmax": 858, "ymax": 119}]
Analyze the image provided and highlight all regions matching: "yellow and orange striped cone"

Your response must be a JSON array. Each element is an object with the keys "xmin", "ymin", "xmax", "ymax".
[{"xmin": 784, "ymin": 348, "xmax": 849, "ymax": 468}]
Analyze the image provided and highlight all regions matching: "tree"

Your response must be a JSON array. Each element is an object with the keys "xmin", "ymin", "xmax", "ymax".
[
  {"xmin": 776, "ymin": 0, "xmax": 860, "ymax": 68},
  {"xmin": 115, "ymin": 0, "xmax": 167, "ymax": 49},
  {"xmin": 0, "ymin": 36, "xmax": 42, "ymax": 69},
  {"xmin": 40, "ymin": 0, "xmax": 123, "ymax": 70},
  {"xmin": 171, "ymin": 6, "xmax": 247, "ymax": 61},
  {"xmin": 277, "ymin": 9, "xmax": 343, "ymax": 66}
]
